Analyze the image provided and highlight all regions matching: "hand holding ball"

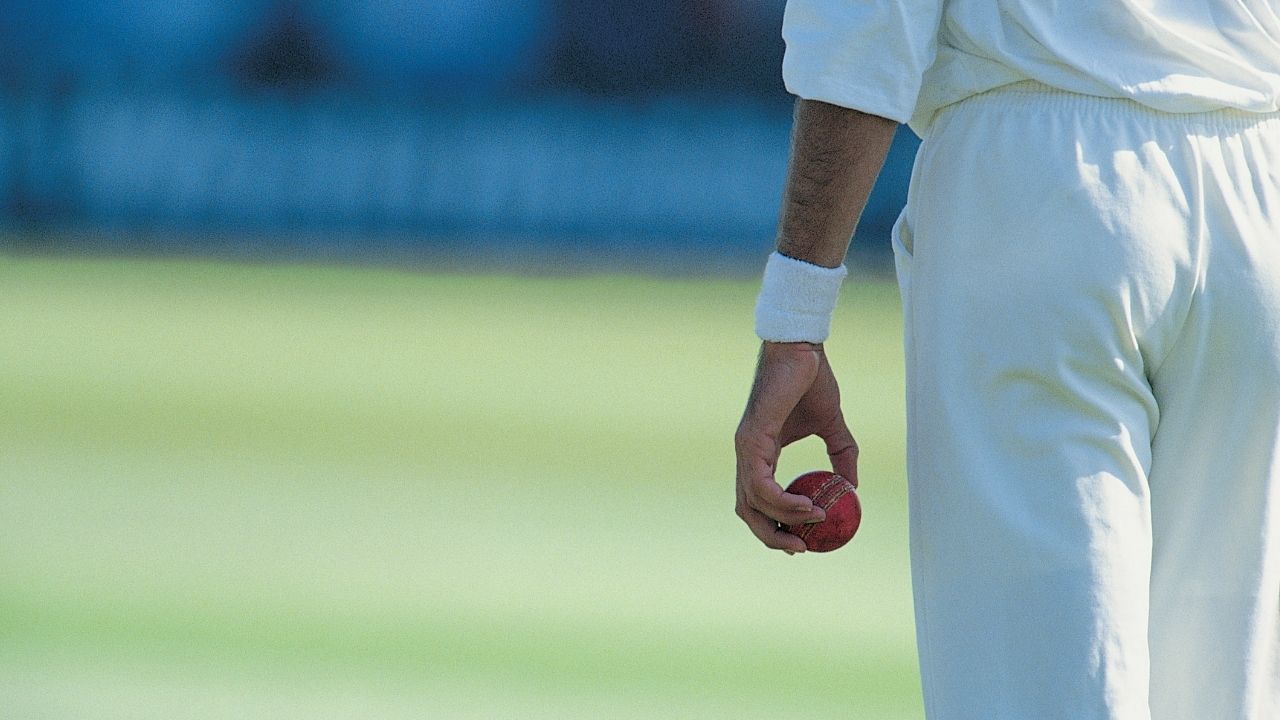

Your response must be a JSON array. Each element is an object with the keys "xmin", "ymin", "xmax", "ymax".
[{"xmin": 782, "ymin": 471, "xmax": 861, "ymax": 552}]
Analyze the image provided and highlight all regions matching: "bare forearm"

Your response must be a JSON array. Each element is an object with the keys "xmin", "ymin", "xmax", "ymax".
[
  {"xmin": 775, "ymin": 99, "xmax": 898, "ymax": 269},
  {"xmin": 737, "ymin": 104, "xmax": 881, "ymax": 553}
]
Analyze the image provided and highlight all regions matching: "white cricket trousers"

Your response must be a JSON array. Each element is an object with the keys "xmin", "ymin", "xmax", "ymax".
[{"xmin": 894, "ymin": 81, "xmax": 1280, "ymax": 720}]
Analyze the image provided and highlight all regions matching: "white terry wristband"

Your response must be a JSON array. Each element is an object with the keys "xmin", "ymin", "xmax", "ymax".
[{"xmin": 754, "ymin": 251, "xmax": 848, "ymax": 343}]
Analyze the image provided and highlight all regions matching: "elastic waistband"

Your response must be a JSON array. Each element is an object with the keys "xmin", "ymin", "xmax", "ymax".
[{"xmin": 943, "ymin": 80, "xmax": 1280, "ymax": 132}]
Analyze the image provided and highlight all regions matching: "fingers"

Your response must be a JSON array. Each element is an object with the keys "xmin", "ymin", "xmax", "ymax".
[
  {"xmin": 735, "ymin": 342, "xmax": 829, "ymax": 554},
  {"xmin": 735, "ymin": 429, "xmax": 826, "ymax": 519},
  {"xmin": 828, "ymin": 443, "xmax": 859, "ymax": 490},
  {"xmin": 735, "ymin": 501, "xmax": 807, "ymax": 554},
  {"xmin": 744, "ymin": 466, "xmax": 827, "ymax": 525},
  {"xmin": 822, "ymin": 418, "xmax": 860, "ymax": 490},
  {"xmin": 734, "ymin": 431, "xmax": 826, "ymax": 554}
]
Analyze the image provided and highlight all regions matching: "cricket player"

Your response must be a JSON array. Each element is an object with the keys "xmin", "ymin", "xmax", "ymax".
[{"xmin": 733, "ymin": 1, "xmax": 1280, "ymax": 718}]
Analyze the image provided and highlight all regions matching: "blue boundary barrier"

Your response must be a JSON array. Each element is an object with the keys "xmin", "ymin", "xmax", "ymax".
[{"xmin": 0, "ymin": 90, "xmax": 919, "ymax": 268}]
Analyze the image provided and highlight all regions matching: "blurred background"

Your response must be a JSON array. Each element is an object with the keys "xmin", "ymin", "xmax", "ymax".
[
  {"xmin": 0, "ymin": 2, "xmax": 922, "ymax": 718},
  {"xmin": 0, "ymin": 0, "xmax": 919, "ymax": 268}
]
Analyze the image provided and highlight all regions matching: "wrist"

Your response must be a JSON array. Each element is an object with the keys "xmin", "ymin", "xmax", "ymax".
[{"xmin": 754, "ymin": 251, "xmax": 847, "ymax": 343}]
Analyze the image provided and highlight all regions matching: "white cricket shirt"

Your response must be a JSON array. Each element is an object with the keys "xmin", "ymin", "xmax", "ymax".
[{"xmin": 782, "ymin": 0, "xmax": 1280, "ymax": 133}]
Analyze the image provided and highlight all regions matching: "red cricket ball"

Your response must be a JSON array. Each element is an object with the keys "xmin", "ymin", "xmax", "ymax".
[{"xmin": 781, "ymin": 470, "xmax": 861, "ymax": 552}]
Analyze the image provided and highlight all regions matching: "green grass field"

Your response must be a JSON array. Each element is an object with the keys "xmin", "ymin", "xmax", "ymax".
[{"xmin": 0, "ymin": 254, "xmax": 920, "ymax": 719}]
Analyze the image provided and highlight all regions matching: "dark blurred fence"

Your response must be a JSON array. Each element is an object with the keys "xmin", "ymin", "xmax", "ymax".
[{"xmin": 0, "ymin": 0, "xmax": 917, "ymax": 268}]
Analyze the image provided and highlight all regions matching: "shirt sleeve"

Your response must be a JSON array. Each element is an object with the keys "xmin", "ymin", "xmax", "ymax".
[{"xmin": 781, "ymin": 0, "xmax": 946, "ymax": 123}]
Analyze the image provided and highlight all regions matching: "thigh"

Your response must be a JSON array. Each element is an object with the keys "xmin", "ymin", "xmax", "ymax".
[
  {"xmin": 897, "ymin": 88, "xmax": 1198, "ymax": 720},
  {"xmin": 1146, "ymin": 118, "xmax": 1280, "ymax": 720}
]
